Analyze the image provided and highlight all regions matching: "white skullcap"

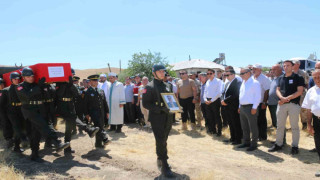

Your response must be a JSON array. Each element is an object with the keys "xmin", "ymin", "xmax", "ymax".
[
  {"xmin": 100, "ymin": 74, "xmax": 107, "ymax": 78},
  {"xmin": 108, "ymin": 72, "xmax": 117, "ymax": 77}
]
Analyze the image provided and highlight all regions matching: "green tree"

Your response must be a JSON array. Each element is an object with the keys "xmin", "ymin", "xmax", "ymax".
[{"xmin": 127, "ymin": 50, "xmax": 175, "ymax": 80}]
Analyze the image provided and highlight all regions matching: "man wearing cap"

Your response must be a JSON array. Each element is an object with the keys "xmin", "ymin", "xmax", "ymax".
[
  {"xmin": 0, "ymin": 78, "xmax": 14, "ymax": 149},
  {"xmin": 55, "ymin": 68, "xmax": 99, "ymax": 154},
  {"xmin": 106, "ymin": 72, "xmax": 126, "ymax": 133},
  {"xmin": 73, "ymin": 76, "xmax": 85, "ymax": 134},
  {"xmin": 252, "ymin": 64, "xmax": 271, "ymax": 141},
  {"xmin": 6, "ymin": 72, "xmax": 28, "ymax": 152},
  {"xmin": 142, "ymin": 64, "xmax": 176, "ymax": 178},
  {"xmin": 301, "ymin": 70, "xmax": 320, "ymax": 177},
  {"xmin": 268, "ymin": 60, "xmax": 304, "ymax": 155},
  {"xmin": 293, "ymin": 60, "xmax": 310, "ymax": 130},
  {"xmin": 99, "ymin": 73, "xmax": 107, "ymax": 83},
  {"xmin": 16, "ymin": 67, "xmax": 70, "ymax": 161},
  {"xmin": 84, "ymin": 74, "xmax": 110, "ymax": 148}
]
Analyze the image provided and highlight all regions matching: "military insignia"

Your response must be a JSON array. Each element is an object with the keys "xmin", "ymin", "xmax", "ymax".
[
  {"xmin": 0, "ymin": 93, "xmax": 2, "ymax": 96},
  {"xmin": 17, "ymin": 86, "xmax": 23, "ymax": 91},
  {"xmin": 91, "ymin": 94, "xmax": 94, "ymax": 96},
  {"xmin": 44, "ymin": 88, "xmax": 48, "ymax": 91},
  {"xmin": 55, "ymin": 86, "xmax": 59, "ymax": 90}
]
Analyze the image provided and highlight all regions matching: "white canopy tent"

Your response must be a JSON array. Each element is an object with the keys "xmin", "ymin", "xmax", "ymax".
[{"xmin": 172, "ymin": 59, "xmax": 225, "ymax": 76}]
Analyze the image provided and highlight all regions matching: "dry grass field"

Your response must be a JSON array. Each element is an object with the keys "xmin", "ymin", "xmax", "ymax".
[{"xmin": 0, "ymin": 111, "xmax": 320, "ymax": 180}]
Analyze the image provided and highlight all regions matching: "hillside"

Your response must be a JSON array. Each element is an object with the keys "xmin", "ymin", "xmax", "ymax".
[{"xmin": 75, "ymin": 67, "xmax": 123, "ymax": 80}]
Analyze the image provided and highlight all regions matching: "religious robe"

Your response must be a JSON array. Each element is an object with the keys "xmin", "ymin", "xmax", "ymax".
[{"xmin": 107, "ymin": 81, "xmax": 126, "ymax": 125}]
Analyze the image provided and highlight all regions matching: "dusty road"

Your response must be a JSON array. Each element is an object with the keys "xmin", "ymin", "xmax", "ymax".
[{"xmin": 1, "ymin": 118, "xmax": 320, "ymax": 180}]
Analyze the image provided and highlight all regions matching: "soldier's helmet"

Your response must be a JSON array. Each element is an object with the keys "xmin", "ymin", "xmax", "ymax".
[
  {"xmin": 71, "ymin": 68, "xmax": 75, "ymax": 75},
  {"xmin": 21, "ymin": 67, "xmax": 34, "ymax": 77},
  {"xmin": 152, "ymin": 64, "xmax": 166, "ymax": 72},
  {"xmin": 10, "ymin": 72, "xmax": 21, "ymax": 80},
  {"xmin": 0, "ymin": 78, "xmax": 4, "ymax": 84}
]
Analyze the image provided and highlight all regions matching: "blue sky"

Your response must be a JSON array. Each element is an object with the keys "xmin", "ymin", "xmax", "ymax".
[{"xmin": 0, "ymin": 0, "xmax": 319, "ymax": 69}]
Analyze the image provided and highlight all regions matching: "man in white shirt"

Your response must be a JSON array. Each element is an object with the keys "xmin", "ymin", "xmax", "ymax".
[
  {"xmin": 98, "ymin": 74, "xmax": 110, "ymax": 103},
  {"xmin": 204, "ymin": 69, "xmax": 223, "ymax": 136},
  {"xmin": 302, "ymin": 70, "xmax": 320, "ymax": 177},
  {"xmin": 252, "ymin": 64, "xmax": 271, "ymax": 141},
  {"xmin": 238, "ymin": 68, "xmax": 261, "ymax": 151}
]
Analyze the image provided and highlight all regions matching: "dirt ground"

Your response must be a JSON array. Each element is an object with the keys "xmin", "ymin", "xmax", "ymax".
[{"xmin": 1, "ymin": 113, "xmax": 320, "ymax": 180}]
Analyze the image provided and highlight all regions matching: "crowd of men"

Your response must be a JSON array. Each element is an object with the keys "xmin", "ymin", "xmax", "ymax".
[{"xmin": 1, "ymin": 59, "xmax": 320, "ymax": 177}]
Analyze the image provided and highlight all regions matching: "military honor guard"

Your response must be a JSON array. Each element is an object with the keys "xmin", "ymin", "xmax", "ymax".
[{"xmin": 84, "ymin": 74, "xmax": 110, "ymax": 148}]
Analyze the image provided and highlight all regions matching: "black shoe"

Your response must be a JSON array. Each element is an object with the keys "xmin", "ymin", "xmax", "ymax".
[
  {"xmin": 232, "ymin": 141, "xmax": 242, "ymax": 145},
  {"xmin": 237, "ymin": 144, "xmax": 250, "ymax": 148},
  {"xmin": 115, "ymin": 129, "xmax": 122, "ymax": 133},
  {"xmin": 64, "ymin": 147, "xmax": 75, "ymax": 154},
  {"xmin": 268, "ymin": 144, "xmax": 282, "ymax": 152},
  {"xmin": 309, "ymin": 148, "xmax": 317, "ymax": 153},
  {"xmin": 291, "ymin": 147, "xmax": 299, "ymax": 155},
  {"xmin": 161, "ymin": 161, "xmax": 176, "ymax": 178},
  {"xmin": 45, "ymin": 143, "xmax": 54, "ymax": 149},
  {"xmin": 103, "ymin": 139, "xmax": 111, "ymax": 146},
  {"xmin": 55, "ymin": 141, "xmax": 70, "ymax": 152},
  {"xmin": 246, "ymin": 146, "xmax": 257, "ymax": 151},
  {"xmin": 30, "ymin": 152, "xmax": 43, "ymax": 163},
  {"xmin": 13, "ymin": 147, "xmax": 24, "ymax": 153},
  {"xmin": 223, "ymin": 139, "xmax": 233, "ymax": 143},
  {"xmin": 88, "ymin": 127, "xmax": 100, "ymax": 138}
]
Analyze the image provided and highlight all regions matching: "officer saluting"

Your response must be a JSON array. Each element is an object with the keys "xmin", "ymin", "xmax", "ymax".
[
  {"xmin": 84, "ymin": 74, "xmax": 110, "ymax": 148},
  {"xmin": 142, "ymin": 64, "xmax": 176, "ymax": 178},
  {"xmin": 15, "ymin": 67, "xmax": 70, "ymax": 162}
]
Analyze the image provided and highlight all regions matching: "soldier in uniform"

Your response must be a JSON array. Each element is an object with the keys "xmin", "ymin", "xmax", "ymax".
[
  {"xmin": 73, "ymin": 76, "xmax": 85, "ymax": 134},
  {"xmin": 84, "ymin": 74, "xmax": 110, "ymax": 148},
  {"xmin": 55, "ymin": 68, "xmax": 99, "ymax": 154},
  {"xmin": 41, "ymin": 82, "xmax": 57, "ymax": 147},
  {"xmin": 6, "ymin": 72, "xmax": 29, "ymax": 152},
  {"xmin": 16, "ymin": 67, "xmax": 70, "ymax": 161},
  {"xmin": 142, "ymin": 64, "xmax": 176, "ymax": 178},
  {"xmin": 0, "ymin": 78, "xmax": 14, "ymax": 149}
]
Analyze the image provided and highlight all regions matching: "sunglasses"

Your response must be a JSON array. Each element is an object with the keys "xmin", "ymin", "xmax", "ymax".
[
  {"xmin": 179, "ymin": 73, "xmax": 186, "ymax": 75},
  {"xmin": 240, "ymin": 71, "xmax": 249, "ymax": 75},
  {"xmin": 207, "ymin": 73, "xmax": 213, "ymax": 75},
  {"xmin": 224, "ymin": 74, "xmax": 229, "ymax": 77}
]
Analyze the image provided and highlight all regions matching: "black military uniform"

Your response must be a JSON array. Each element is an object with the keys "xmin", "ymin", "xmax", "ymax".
[
  {"xmin": 15, "ymin": 67, "xmax": 70, "ymax": 161},
  {"xmin": 55, "ymin": 69, "xmax": 99, "ymax": 153},
  {"xmin": 0, "ymin": 78, "xmax": 14, "ymax": 148},
  {"xmin": 73, "ymin": 76, "xmax": 86, "ymax": 134},
  {"xmin": 142, "ymin": 64, "xmax": 175, "ymax": 178},
  {"xmin": 6, "ymin": 72, "xmax": 28, "ymax": 152},
  {"xmin": 84, "ymin": 74, "xmax": 110, "ymax": 148},
  {"xmin": 42, "ymin": 83, "xmax": 57, "ymax": 147}
]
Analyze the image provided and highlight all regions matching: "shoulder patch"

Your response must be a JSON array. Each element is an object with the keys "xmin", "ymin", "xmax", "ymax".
[
  {"xmin": 0, "ymin": 93, "xmax": 2, "ymax": 96},
  {"xmin": 17, "ymin": 86, "xmax": 23, "ymax": 91}
]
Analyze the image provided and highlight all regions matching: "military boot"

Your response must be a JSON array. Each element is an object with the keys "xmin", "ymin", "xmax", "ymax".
[
  {"xmin": 30, "ymin": 151, "xmax": 43, "ymax": 163},
  {"xmin": 87, "ymin": 126, "xmax": 100, "ymax": 138},
  {"xmin": 161, "ymin": 160, "xmax": 176, "ymax": 178},
  {"xmin": 53, "ymin": 140, "xmax": 70, "ymax": 152},
  {"xmin": 64, "ymin": 147, "xmax": 75, "ymax": 154}
]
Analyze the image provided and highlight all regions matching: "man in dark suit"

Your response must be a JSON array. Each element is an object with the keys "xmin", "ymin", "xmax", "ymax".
[{"xmin": 221, "ymin": 69, "xmax": 243, "ymax": 144}]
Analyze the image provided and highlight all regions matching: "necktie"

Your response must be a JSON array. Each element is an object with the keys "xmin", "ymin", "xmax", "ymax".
[{"xmin": 223, "ymin": 82, "xmax": 230, "ymax": 99}]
